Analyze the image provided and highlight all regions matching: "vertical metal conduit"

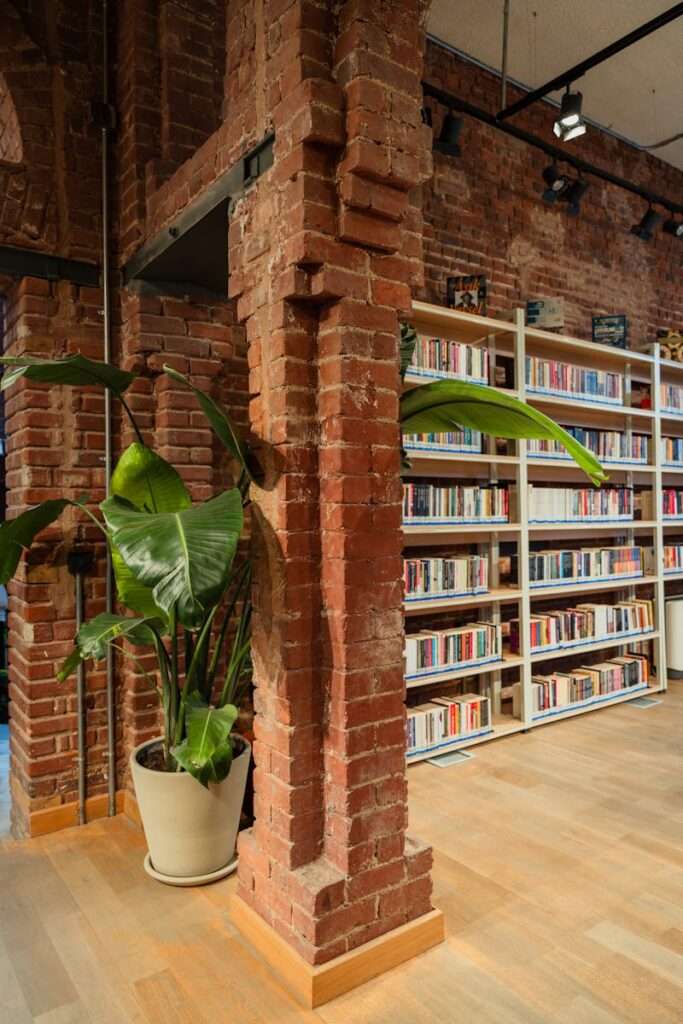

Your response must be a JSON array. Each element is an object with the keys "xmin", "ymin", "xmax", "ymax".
[{"xmin": 101, "ymin": 0, "xmax": 116, "ymax": 817}]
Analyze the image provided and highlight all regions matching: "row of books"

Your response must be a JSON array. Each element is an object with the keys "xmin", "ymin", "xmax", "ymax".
[
  {"xmin": 517, "ymin": 653, "xmax": 650, "ymax": 715},
  {"xmin": 661, "ymin": 383, "xmax": 683, "ymax": 413},
  {"xmin": 403, "ymin": 429, "xmax": 482, "ymax": 454},
  {"xmin": 529, "ymin": 545, "xmax": 643, "ymax": 586},
  {"xmin": 663, "ymin": 437, "xmax": 683, "ymax": 464},
  {"xmin": 510, "ymin": 599, "xmax": 654, "ymax": 654},
  {"xmin": 527, "ymin": 428, "xmax": 648, "ymax": 464},
  {"xmin": 404, "ymin": 555, "xmax": 488, "ymax": 601},
  {"xmin": 405, "ymin": 621, "xmax": 501, "ymax": 677},
  {"xmin": 409, "ymin": 335, "xmax": 489, "ymax": 383},
  {"xmin": 407, "ymin": 693, "xmax": 491, "ymax": 755},
  {"xmin": 403, "ymin": 482, "xmax": 510, "ymax": 524},
  {"xmin": 641, "ymin": 490, "xmax": 683, "ymax": 519},
  {"xmin": 664, "ymin": 545, "xmax": 683, "ymax": 573},
  {"xmin": 526, "ymin": 355, "xmax": 623, "ymax": 405},
  {"xmin": 528, "ymin": 485, "xmax": 633, "ymax": 523}
]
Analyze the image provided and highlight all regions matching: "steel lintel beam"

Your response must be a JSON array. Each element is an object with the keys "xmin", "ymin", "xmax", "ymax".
[{"xmin": 0, "ymin": 246, "xmax": 99, "ymax": 286}]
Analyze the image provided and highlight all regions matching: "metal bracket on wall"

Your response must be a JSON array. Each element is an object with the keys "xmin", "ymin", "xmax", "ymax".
[
  {"xmin": 0, "ymin": 246, "xmax": 99, "ymax": 286},
  {"xmin": 122, "ymin": 134, "xmax": 274, "ymax": 295}
]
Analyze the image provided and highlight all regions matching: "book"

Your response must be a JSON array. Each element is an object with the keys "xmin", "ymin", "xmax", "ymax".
[
  {"xmin": 513, "ymin": 653, "xmax": 650, "ymax": 715},
  {"xmin": 528, "ymin": 545, "xmax": 645, "ymax": 587},
  {"xmin": 641, "ymin": 490, "xmax": 683, "ymax": 519},
  {"xmin": 661, "ymin": 383, "xmax": 683, "ymax": 413},
  {"xmin": 662, "ymin": 437, "xmax": 683, "ymax": 465},
  {"xmin": 404, "ymin": 555, "xmax": 488, "ymax": 601},
  {"xmin": 592, "ymin": 314, "xmax": 628, "ymax": 349},
  {"xmin": 403, "ymin": 428, "xmax": 482, "ymax": 454},
  {"xmin": 526, "ymin": 354, "xmax": 623, "ymax": 404},
  {"xmin": 528, "ymin": 426, "xmax": 647, "ymax": 464},
  {"xmin": 403, "ymin": 481, "xmax": 511, "ymax": 524},
  {"xmin": 528, "ymin": 485, "xmax": 633, "ymax": 523},
  {"xmin": 446, "ymin": 275, "xmax": 487, "ymax": 316},
  {"xmin": 409, "ymin": 334, "xmax": 488, "ymax": 383},
  {"xmin": 664, "ymin": 544, "xmax": 683, "ymax": 573},
  {"xmin": 405, "ymin": 621, "xmax": 501, "ymax": 677},
  {"xmin": 510, "ymin": 599, "xmax": 654, "ymax": 654},
  {"xmin": 406, "ymin": 692, "xmax": 492, "ymax": 754},
  {"xmin": 526, "ymin": 297, "xmax": 564, "ymax": 328}
]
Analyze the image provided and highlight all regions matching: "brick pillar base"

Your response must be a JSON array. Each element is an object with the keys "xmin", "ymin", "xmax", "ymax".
[{"xmin": 230, "ymin": 0, "xmax": 443, "ymax": 996}]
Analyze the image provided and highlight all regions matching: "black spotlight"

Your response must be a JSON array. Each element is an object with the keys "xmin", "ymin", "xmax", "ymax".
[
  {"xmin": 434, "ymin": 110, "xmax": 463, "ymax": 156},
  {"xmin": 564, "ymin": 178, "xmax": 589, "ymax": 216},
  {"xmin": 541, "ymin": 164, "xmax": 570, "ymax": 203},
  {"xmin": 554, "ymin": 87, "xmax": 586, "ymax": 142},
  {"xmin": 631, "ymin": 207, "xmax": 662, "ymax": 241},
  {"xmin": 663, "ymin": 217, "xmax": 683, "ymax": 238},
  {"xmin": 421, "ymin": 106, "xmax": 432, "ymax": 127}
]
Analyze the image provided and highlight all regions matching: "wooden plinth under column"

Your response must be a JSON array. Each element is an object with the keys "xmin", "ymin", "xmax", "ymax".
[{"xmin": 230, "ymin": 894, "xmax": 445, "ymax": 1008}]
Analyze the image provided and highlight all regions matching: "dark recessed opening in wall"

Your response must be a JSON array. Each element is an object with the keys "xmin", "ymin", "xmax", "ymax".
[{"xmin": 0, "ymin": 298, "xmax": 8, "ymax": 839}]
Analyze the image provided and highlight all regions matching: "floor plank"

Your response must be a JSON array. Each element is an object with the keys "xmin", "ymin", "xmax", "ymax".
[{"xmin": 0, "ymin": 686, "xmax": 681, "ymax": 1022}]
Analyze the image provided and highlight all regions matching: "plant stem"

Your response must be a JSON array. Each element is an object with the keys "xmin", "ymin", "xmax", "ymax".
[{"xmin": 118, "ymin": 394, "xmax": 146, "ymax": 446}]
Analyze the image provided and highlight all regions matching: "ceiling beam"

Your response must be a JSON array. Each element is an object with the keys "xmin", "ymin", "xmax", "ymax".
[
  {"xmin": 497, "ymin": 3, "xmax": 683, "ymax": 121},
  {"xmin": 424, "ymin": 81, "xmax": 683, "ymax": 216}
]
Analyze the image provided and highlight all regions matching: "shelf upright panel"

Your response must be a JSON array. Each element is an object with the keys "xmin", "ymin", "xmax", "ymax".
[
  {"xmin": 515, "ymin": 307, "xmax": 532, "ymax": 730},
  {"xmin": 652, "ymin": 343, "xmax": 668, "ymax": 688}
]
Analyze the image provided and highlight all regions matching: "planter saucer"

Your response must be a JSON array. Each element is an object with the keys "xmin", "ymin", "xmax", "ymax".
[{"xmin": 143, "ymin": 852, "xmax": 238, "ymax": 887}]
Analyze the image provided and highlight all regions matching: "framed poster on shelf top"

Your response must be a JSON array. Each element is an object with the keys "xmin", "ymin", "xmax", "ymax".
[
  {"xmin": 446, "ymin": 274, "xmax": 487, "ymax": 315},
  {"xmin": 593, "ymin": 314, "xmax": 629, "ymax": 349}
]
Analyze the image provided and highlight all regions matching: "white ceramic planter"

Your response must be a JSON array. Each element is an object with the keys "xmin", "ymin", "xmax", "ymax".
[{"xmin": 130, "ymin": 735, "xmax": 250, "ymax": 885}]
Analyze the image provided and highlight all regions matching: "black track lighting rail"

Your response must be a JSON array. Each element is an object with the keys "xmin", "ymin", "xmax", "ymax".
[
  {"xmin": 496, "ymin": 3, "xmax": 683, "ymax": 122},
  {"xmin": 423, "ymin": 81, "xmax": 683, "ymax": 217}
]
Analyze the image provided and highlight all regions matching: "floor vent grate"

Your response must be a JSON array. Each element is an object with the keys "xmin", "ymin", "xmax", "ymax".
[
  {"xmin": 629, "ymin": 696, "xmax": 662, "ymax": 708},
  {"xmin": 427, "ymin": 750, "xmax": 475, "ymax": 768}
]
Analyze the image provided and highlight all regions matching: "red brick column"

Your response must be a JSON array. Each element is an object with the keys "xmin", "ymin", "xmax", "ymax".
[{"xmin": 234, "ymin": 0, "xmax": 437, "ymax": 967}]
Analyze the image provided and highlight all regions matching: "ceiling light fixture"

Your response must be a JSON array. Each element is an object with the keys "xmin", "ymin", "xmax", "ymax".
[
  {"xmin": 663, "ymin": 216, "xmax": 683, "ymax": 238},
  {"xmin": 631, "ymin": 206, "xmax": 662, "ymax": 241},
  {"xmin": 433, "ymin": 110, "xmax": 463, "ymax": 156},
  {"xmin": 553, "ymin": 87, "xmax": 587, "ymax": 142}
]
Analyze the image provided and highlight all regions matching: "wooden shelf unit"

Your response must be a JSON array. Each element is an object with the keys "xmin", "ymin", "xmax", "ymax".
[{"xmin": 403, "ymin": 301, "xmax": 672, "ymax": 763}]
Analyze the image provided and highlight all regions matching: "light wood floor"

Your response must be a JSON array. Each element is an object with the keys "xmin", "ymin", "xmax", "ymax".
[{"xmin": 1, "ymin": 687, "xmax": 682, "ymax": 1023}]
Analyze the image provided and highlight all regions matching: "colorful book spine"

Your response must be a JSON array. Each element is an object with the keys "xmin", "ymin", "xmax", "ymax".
[
  {"xmin": 661, "ymin": 383, "xmax": 683, "ymax": 413},
  {"xmin": 403, "ymin": 429, "xmax": 482, "ymax": 454},
  {"xmin": 510, "ymin": 599, "xmax": 654, "ymax": 654},
  {"xmin": 528, "ymin": 485, "xmax": 633, "ymax": 523},
  {"xmin": 404, "ymin": 555, "xmax": 489, "ymax": 601},
  {"xmin": 662, "ymin": 436, "xmax": 683, "ymax": 465},
  {"xmin": 526, "ymin": 355, "xmax": 623, "ymax": 405},
  {"xmin": 523, "ymin": 653, "xmax": 649, "ymax": 716},
  {"xmin": 403, "ymin": 482, "xmax": 510, "ymax": 524},
  {"xmin": 664, "ymin": 545, "xmax": 683, "ymax": 573},
  {"xmin": 406, "ymin": 693, "xmax": 492, "ymax": 754},
  {"xmin": 410, "ymin": 335, "xmax": 488, "ymax": 383},
  {"xmin": 528, "ymin": 427, "xmax": 648, "ymax": 464},
  {"xmin": 405, "ymin": 621, "xmax": 501, "ymax": 677},
  {"xmin": 662, "ymin": 489, "xmax": 683, "ymax": 518},
  {"xmin": 529, "ymin": 545, "xmax": 644, "ymax": 587}
]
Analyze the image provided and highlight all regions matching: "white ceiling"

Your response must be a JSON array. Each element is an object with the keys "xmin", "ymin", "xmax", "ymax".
[{"xmin": 427, "ymin": 0, "xmax": 683, "ymax": 176}]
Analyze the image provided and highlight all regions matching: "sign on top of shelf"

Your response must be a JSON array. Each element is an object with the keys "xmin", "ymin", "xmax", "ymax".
[
  {"xmin": 446, "ymin": 275, "xmax": 487, "ymax": 315},
  {"xmin": 593, "ymin": 314, "xmax": 629, "ymax": 350},
  {"xmin": 526, "ymin": 297, "xmax": 564, "ymax": 329}
]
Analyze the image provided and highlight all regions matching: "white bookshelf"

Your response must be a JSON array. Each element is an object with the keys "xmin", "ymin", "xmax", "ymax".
[{"xmin": 403, "ymin": 301, "xmax": 675, "ymax": 764}]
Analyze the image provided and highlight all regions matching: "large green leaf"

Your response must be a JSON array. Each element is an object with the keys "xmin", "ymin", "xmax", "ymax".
[
  {"xmin": 110, "ymin": 443, "xmax": 191, "ymax": 619},
  {"xmin": 57, "ymin": 613, "xmax": 161, "ymax": 683},
  {"xmin": 101, "ymin": 489, "xmax": 244, "ymax": 629},
  {"xmin": 0, "ymin": 497, "xmax": 89, "ymax": 585},
  {"xmin": 162, "ymin": 365, "xmax": 262, "ymax": 484},
  {"xmin": 400, "ymin": 380, "xmax": 607, "ymax": 486},
  {"xmin": 171, "ymin": 693, "xmax": 239, "ymax": 786},
  {"xmin": 0, "ymin": 354, "xmax": 134, "ymax": 395}
]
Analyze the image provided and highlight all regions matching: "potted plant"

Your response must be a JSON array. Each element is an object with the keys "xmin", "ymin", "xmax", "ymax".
[
  {"xmin": 0, "ymin": 338, "xmax": 602, "ymax": 883},
  {"xmin": 0, "ymin": 355, "xmax": 260, "ymax": 885}
]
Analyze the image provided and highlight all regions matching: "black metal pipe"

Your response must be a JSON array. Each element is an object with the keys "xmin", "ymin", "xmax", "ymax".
[
  {"xmin": 423, "ymin": 81, "xmax": 683, "ymax": 217},
  {"xmin": 497, "ymin": 3, "xmax": 683, "ymax": 121}
]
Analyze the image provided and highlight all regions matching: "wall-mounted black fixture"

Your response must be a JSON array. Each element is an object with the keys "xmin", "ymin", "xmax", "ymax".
[
  {"xmin": 631, "ymin": 207, "xmax": 663, "ymax": 241},
  {"xmin": 434, "ymin": 110, "xmax": 463, "ymax": 156}
]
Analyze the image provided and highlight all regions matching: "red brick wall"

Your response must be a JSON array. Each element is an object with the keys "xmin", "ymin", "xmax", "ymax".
[{"xmin": 422, "ymin": 41, "xmax": 683, "ymax": 340}]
